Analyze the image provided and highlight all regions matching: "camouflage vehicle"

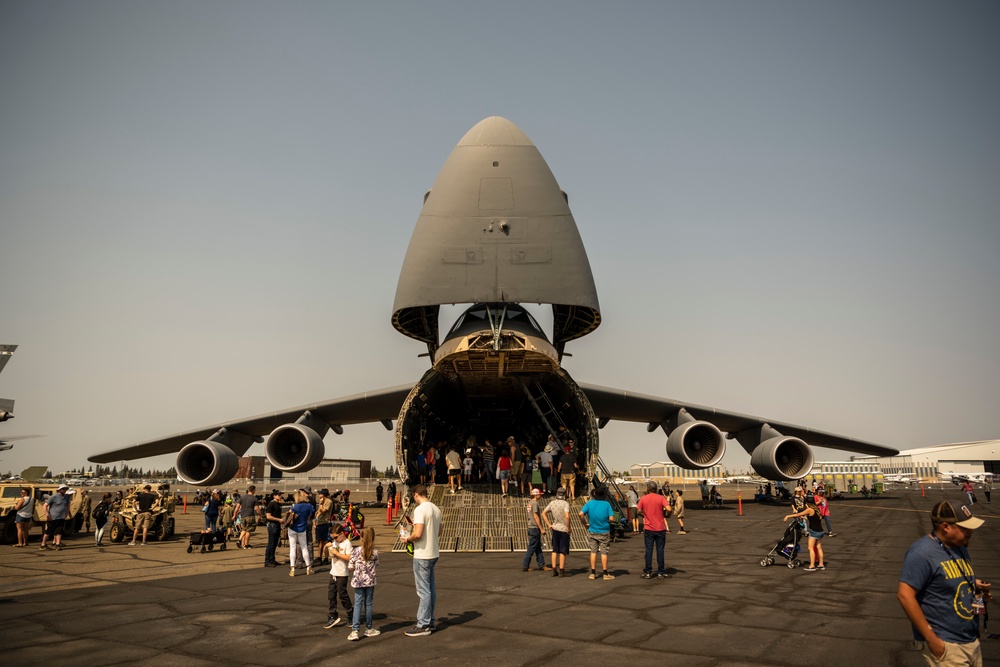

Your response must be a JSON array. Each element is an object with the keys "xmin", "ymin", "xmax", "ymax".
[
  {"xmin": 108, "ymin": 484, "xmax": 176, "ymax": 543},
  {"xmin": 0, "ymin": 482, "xmax": 83, "ymax": 544}
]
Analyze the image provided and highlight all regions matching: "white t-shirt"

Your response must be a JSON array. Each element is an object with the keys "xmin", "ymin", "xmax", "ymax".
[
  {"xmin": 330, "ymin": 538, "xmax": 352, "ymax": 577},
  {"xmin": 411, "ymin": 500, "xmax": 442, "ymax": 560}
]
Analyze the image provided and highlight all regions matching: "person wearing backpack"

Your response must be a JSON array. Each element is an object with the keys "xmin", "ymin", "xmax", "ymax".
[{"xmin": 92, "ymin": 493, "xmax": 112, "ymax": 546}]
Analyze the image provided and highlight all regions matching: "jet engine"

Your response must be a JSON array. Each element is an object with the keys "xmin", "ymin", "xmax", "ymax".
[
  {"xmin": 665, "ymin": 419, "xmax": 726, "ymax": 469},
  {"xmin": 176, "ymin": 440, "xmax": 240, "ymax": 486},
  {"xmin": 750, "ymin": 436, "xmax": 814, "ymax": 481},
  {"xmin": 265, "ymin": 423, "xmax": 326, "ymax": 473}
]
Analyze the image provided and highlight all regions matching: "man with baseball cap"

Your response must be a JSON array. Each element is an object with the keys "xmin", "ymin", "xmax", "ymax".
[
  {"xmin": 39, "ymin": 484, "xmax": 71, "ymax": 551},
  {"xmin": 521, "ymin": 488, "xmax": 549, "ymax": 572},
  {"xmin": 897, "ymin": 501, "xmax": 990, "ymax": 666}
]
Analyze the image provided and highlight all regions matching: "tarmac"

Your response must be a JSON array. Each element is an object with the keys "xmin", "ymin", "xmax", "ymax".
[{"xmin": 1, "ymin": 486, "xmax": 997, "ymax": 667}]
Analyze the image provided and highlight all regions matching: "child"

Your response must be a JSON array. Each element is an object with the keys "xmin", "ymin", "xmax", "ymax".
[
  {"xmin": 323, "ymin": 524, "xmax": 354, "ymax": 629},
  {"xmin": 462, "ymin": 450, "xmax": 474, "ymax": 485},
  {"xmin": 347, "ymin": 527, "xmax": 379, "ymax": 640}
]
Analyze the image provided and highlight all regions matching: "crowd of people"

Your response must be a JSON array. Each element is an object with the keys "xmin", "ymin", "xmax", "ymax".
[{"xmin": 407, "ymin": 432, "xmax": 585, "ymax": 499}]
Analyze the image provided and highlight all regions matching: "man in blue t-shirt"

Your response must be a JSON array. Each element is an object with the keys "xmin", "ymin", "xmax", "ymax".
[
  {"xmin": 897, "ymin": 501, "xmax": 990, "ymax": 666},
  {"xmin": 579, "ymin": 486, "xmax": 616, "ymax": 580}
]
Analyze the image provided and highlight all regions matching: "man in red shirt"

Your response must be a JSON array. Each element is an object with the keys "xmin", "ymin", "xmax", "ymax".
[{"xmin": 636, "ymin": 481, "xmax": 672, "ymax": 579}]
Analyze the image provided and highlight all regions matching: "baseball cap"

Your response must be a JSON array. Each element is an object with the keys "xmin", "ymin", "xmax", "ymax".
[
  {"xmin": 932, "ymin": 501, "xmax": 984, "ymax": 529},
  {"xmin": 530, "ymin": 488, "xmax": 542, "ymax": 496},
  {"xmin": 555, "ymin": 487, "xmax": 567, "ymax": 498},
  {"xmin": 319, "ymin": 489, "xmax": 329, "ymax": 497}
]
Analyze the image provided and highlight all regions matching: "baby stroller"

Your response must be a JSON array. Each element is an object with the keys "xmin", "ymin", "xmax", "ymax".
[
  {"xmin": 342, "ymin": 503, "xmax": 365, "ymax": 540},
  {"xmin": 760, "ymin": 518, "xmax": 804, "ymax": 568}
]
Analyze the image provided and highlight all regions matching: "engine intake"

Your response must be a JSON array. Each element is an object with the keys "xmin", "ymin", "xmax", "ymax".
[
  {"xmin": 666, "ymin": 420, "xmax": 726, "ymax": 469},
  {"xmin": 265, "ymin": 423, "xmax": 326, "ymax": 473},
  {"xmin": 176, "ymin": 441, "xmax": 239, "ymax": 486},
  {"xmin": 750, "ymin": 436, "xmax": 814, "ymax": 481}
]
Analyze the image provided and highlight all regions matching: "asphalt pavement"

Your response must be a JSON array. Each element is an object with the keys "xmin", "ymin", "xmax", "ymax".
[{"xmin": 1, "ymin": 486, "xmax": 997, "ymax": 667}]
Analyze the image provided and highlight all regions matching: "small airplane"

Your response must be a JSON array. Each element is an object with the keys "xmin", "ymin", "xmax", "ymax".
[
  {"xmin": 940, "ymin": 471, "xmax": 994, "ymax": 485},
  {"xmin": 883, "ymin": 473, "xmax": 919, "ymax": 484},
  {"xmin": 724, "ymin": 475, "xmax": 759, "ymax": 484},
  {"xmin": 89, "ymin": 117, "xmax": 900, "ymax": 486}
]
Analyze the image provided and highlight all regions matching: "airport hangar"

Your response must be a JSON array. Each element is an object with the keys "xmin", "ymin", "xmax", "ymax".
[
  {"xmin": 854, "ymin": 439, "xmax": 1000, "ymax": 480},
  {"xmin": 630, "ymin": 439, "xmax": 999, "ymax": 490}
]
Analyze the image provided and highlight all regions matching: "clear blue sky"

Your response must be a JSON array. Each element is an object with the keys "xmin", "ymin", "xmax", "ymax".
[{"xmin": 1, "ymin": 1, "xmax": 998, "ymax": 476}]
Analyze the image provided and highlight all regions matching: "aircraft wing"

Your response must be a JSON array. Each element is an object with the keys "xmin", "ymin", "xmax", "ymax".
[
  {"xmin": 88, "ymin": 384, "xmax": 414, "ymax": 464},
  {"xmin": 579, "ymin": 382, "xmax": 899, "ymax": 458}
]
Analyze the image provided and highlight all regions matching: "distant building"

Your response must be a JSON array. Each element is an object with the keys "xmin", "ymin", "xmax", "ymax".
[
  {"xmin": 628, "ymin": 461, "xmax": 723, "ymax": 485},
  {"xmin": 855, "ymin": 439, "xmax": 1000, "ymax": 481},
  {"xmin": 801, "ymin": 460, "xmax": 883, "ymax": 491},
  {"xmin": 241, "ymin": 457, "xmax": 373, "ymax": 485}
]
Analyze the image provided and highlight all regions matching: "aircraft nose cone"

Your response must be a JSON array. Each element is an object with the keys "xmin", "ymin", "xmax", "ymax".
[{"xmin": 457, "ymin": 116, "xmax": 535, "ymax": 148}]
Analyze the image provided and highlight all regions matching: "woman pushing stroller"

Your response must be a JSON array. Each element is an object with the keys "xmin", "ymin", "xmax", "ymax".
[{"xmin": 783, "ymin": 500, "xmax": 826, "ymax": 572}]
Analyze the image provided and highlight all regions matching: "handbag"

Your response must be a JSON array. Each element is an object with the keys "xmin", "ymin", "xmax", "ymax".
[
  {"xmin": 281, "ymin": 509, "xmax": 297, "ymax": 528},
  {"xmin": 201, "ymin": 504, "xmax": 208, "ymax": 513}
]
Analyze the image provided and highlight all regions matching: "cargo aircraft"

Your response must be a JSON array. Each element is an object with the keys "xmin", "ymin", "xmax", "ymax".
[
  {"xmin": 89, "ymin": 117, "xmax": 899, "ymax": 485},
  {"xmin": 0, "ymin": 344, "xmax": 41, "ymax": 452}
]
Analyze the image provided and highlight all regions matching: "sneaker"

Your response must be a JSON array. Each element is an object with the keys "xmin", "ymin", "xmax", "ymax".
[
  {"xmin": 559, "ymin": 569, "xmax": 566, "ymax": 577},
  {"xmin": 264, "ymin": 562, "xmax": 277, "ymax": 568},
  {"xmin": 678, "ymin": 530, "xmax": 687, "ymax": 535},
  {"xmin": 289, "ymin": 568, "xmax": 295, "ymax": 577},
  {"xmin": 803, "ymin": 567, "xmax": 817, "ymax": 572},
  {"xmin": 364, "ymin": 628, "xmax": 381, "ymax": 637},
  {"xmin": 641, "ymin": 572, "xmax": 653, "ymax": 579},
  {"xmin": 458, "ymin": 487, "xmax": 463, "ymax": 491},
  {"xmin": 541, "ymin": 566, "xmax": 552, "ymax": 571},
  {"xmin": 128, "ymin": 542, "xmax": 136, "ymax": 546},
  {"xmin": 657, "ymin": 573, "xmax": 671, "ymax": 579},
  {"xmin": 404, "ymin": 625, "xmax": 432, "ymax": 637},
  {"xmin": 827, "ymin": 533, "xmax": 837, "ymax": 537},
  {"xmin": 603, "ymin": 573, "xmax": 616, "ymax": 581},
  {"xmin": 140, "ymin": 543, "xmax": 146, "ymax": 546},
  {"xmin": 324, "ymin": 617, "xmax": 343, "ymax": 629},
  {"xmin": 55, "ymin": 545, "xmax": 63, "ymax": 551},
  {"xmin": 522, "ymin": 567, "xmax": 530, "ymax": 572},
  {"xmin": 588, "ymin": 572, "xmax": 596, "ymax": 580},
  {"xmin": 347, "ymin": 630, "xmax": 360, "ymax": 641},
  {"xmin": 552, "ymin": 569, "xmax": 560, "ymax": 577},
  {"xmin": 39, "ymin": 545, "xmax": 49, "ymax": 551},
  {"xmin": 818, "ymin": 565, "xmax": 826, "ymax": 570}
]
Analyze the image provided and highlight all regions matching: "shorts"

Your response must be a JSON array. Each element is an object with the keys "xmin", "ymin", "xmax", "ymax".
[
  {"xmin": 511, "ymin": 461, "xmax": 523, "ymax": 477},
  {"xmin": 587, "ymin": 531, "xmax": 611, "ymax": 555},
  {"xmin": 15, "ymin": 514, "xmax": 31, "ymax": 524},
  {"xmin": 315, "ymin": 523, "xmax": 330, "ymax": 542},
  {"xmin": 448, "ymin": 468, "xmax": 461, "ymax": 477},
  {"xmin": 241, "ymin": 516, "xmax": 257, "ymax": 533},
  {"xmin": 551, "ymin": 529, "xmax": 570, "ymax": 555},
  {"xmin": 46, "ymin": 518, "xmax": 66, "ymax": 537},
  {"xmin": 808, "ymin": 529, "xmax": 825, "ymax": 540},
  {"xmin": 674, "ymin": 509, "xmax": 684, "ymax": 519},
  {"xmin": 561, "ymin": 474, "xmax": 576, "ymax": 489},
  {"xmin": 135, "ymin": 511, "xmax": 153, "ymax": 531},
  {"xmin": 499, "ymin": 470, "xmax": 510, "ymax": 480}
]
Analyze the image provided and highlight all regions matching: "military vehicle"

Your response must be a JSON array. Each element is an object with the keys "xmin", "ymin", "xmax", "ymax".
[
  {"xmin": 0, "ymin": 482, "xmax": 83, "ymax": 544},
  {"xmin": 108, "ymin": 484, "xmax": 176, "ymax": 543}
]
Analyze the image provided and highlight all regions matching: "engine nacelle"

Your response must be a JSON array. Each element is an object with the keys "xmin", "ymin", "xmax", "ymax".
[
  {"xmin": 0, "ymin": 411, "xmax": 12, "ymax": 422},
  {"xmin": 265, "ymin": 423, "xmax": 326, "ymax": 473},
  {"xmin": 750, "ymin": 436, "xmax": 814, "ymax": 481},
  {"xmin": 666, "ymin": 420, "xmax": 726, "ymax": 469},
  {"xmin": 176, "ymin": 441, "xmax": 240, "ymax": 486}
]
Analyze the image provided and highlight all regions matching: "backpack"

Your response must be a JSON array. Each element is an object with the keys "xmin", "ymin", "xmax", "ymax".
[
  {"xmin": 92, "ymin": 502, "xmax": 109, "ymax": 521},
  {"xmin": 281, "ymin": 509, "xmax": 297, "ymax": 528}
]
